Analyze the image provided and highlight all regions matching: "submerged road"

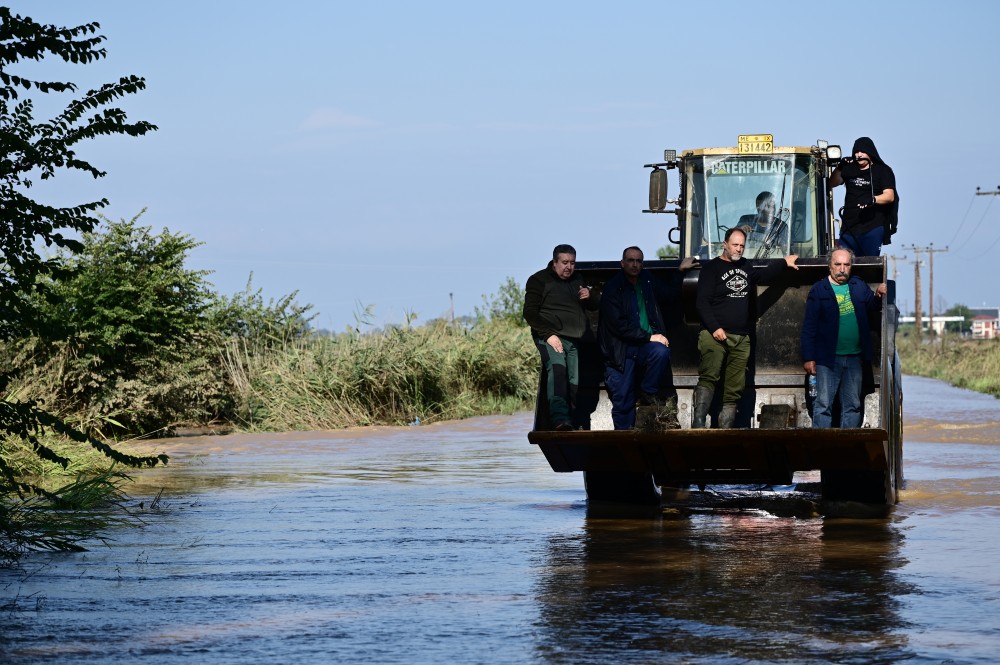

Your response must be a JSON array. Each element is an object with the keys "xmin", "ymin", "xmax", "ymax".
[{"xmin": 2, "ymin": 375, "xmax": 999, "ymax": 664}]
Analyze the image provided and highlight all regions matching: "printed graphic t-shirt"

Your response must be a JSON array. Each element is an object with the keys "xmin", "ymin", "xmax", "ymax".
[{"xmin": 833, "ymin": 282, "xmax": 861, "ymax": 355}]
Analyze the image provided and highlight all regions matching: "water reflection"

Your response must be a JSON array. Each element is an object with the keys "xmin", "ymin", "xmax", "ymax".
[{"xmin": 535, "ymin": 512, "xmax": 913, "ymax": 664}]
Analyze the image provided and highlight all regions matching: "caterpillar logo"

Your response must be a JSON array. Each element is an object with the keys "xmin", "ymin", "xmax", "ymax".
[{"xmin": 710, "ymin": 159, "xmax": 789, "ymax": 176}]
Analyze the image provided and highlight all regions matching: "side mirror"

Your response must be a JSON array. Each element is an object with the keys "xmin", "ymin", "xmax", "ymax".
[{"xmin": 648, "ymin": 167, "xmax": 667, "ymax": 212}]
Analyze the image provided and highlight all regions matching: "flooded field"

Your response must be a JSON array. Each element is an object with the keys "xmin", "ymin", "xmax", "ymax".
[{"xmin": 2, "ymin": 375, "xmax": 999, "ymax": 664}]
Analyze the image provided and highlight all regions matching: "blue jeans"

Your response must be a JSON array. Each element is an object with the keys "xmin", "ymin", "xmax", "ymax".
[
  {"xmin": 839, "ymin": 225, "xmax": 883, "ymax": 257},
  {"xmin": 812, "ymin": 354, "xmax": 863, "ymax": 428},
  {"xmin": 604, "ymin": 342, "xmax": 670, "ymax": 430}
]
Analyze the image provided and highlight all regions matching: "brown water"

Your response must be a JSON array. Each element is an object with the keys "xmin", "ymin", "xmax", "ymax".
[{"xmin": 2, "ymin": 375, "xmax": 999, "ymax": 664}]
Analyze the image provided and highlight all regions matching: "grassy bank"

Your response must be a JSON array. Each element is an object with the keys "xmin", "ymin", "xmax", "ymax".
[
  {"xmin": 898, "ymin": 334, "xmax": 1000, "ymax": 398},
  {"xmin": 222, "ymin": 320, "xmax": 539, "ymax": 431},
  {"xmin": 3, "ymin": 318, "xmax": 540, "ymax": 441}
]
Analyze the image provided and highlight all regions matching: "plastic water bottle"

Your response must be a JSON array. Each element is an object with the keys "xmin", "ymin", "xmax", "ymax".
[{"xmin": 807, "ymin": 375, "xmax": 817, "ymax": 399}]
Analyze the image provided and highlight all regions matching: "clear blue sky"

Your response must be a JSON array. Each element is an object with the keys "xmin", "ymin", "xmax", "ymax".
[{"xmin": 9, "ymin": 1, "xmax": 1000, "ymax": 328}]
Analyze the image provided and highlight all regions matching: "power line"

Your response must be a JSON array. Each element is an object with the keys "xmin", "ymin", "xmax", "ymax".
[
  {"xmin": 946, "ymin": 193, "xmax": 979, "ymax": 246},
  {"xmin": 953, "ymin": 187, "xmax": 999, "ymax": 254}
]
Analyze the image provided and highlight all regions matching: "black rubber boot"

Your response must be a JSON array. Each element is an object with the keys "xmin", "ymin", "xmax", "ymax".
[
  {"xmin": 718, "ymin": 404, "xmax": 737, "ymax": 429},
  {"xmin": 692, "ymin": 386, "xmax": 712, "ymax": 429}
]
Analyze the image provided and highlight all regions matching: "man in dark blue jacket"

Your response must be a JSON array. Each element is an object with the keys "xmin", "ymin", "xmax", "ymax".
[
  {"xmin": 598, "ymin": 246, "xmax": 694, "ymax": 430},
  {"xmin": 801, "ymin": 248, "xmax": 886, "ymax": 428}
]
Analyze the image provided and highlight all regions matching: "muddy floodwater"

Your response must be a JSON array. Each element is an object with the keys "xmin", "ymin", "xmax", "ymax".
[{"xmin": 3, "ymin": 375, "xmax": 1000, "ymax": 664}]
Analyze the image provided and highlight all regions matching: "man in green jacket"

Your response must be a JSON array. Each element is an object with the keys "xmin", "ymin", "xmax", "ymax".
[{"xmin": 523, "ymin": 244, "xmax": 599, "ymax": 430}]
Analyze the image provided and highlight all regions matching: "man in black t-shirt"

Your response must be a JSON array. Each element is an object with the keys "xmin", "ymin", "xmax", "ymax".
[
  {"xmin": 693, "ymin": 228, "xmax": 798, "ymax": 428},
  {"xmin": 829, "ymin": 136, "xmax": 898, "ymax": 256}
]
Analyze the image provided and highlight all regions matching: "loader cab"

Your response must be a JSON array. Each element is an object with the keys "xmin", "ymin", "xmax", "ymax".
[{"xmin": 651, "ymin": 141, "xmax": 840, "ymax": 260}]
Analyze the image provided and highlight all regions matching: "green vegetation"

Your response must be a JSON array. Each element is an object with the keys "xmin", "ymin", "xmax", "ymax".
[
  {"xmin": 476, "ymin": 276, "xmax": 526, "ymax": 327},
  {"xmin": 656, "ymin": 244, "xmax": 679, "ymax": 259},
  {"xmin": 943, "ymin": 304, "xmax": 973, "ymax": 335},
  {"xmin": 4, "ymin": 212, "xmax": 538, "ymax": 436},
  {"xmin": 14, "ymin": 212, "xmax": 224, "ymax": 435},
  {"xmin": 1, "ymin": 9, "xmax": 162, "ymax": 561},
  {"xmin": 898, "ymin": 334, "xmax": 1000, "ymax": 398},
  {"xmin": 224, "ymin": 319, "xmax": 536, "ymax": 431}
]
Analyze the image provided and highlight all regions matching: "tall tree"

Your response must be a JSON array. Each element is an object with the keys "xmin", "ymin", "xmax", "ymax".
[{"xmin": 0, "ymin": 8, "xmax": 164, "ymax": 557}]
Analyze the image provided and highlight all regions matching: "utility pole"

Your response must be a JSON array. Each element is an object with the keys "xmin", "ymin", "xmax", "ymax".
[
  {"xmin": 449, "ymin": 292, "xmax": 454, "ymax": 325},
  {"xmin": 906, "ymin": 247, "xmax": 924, "ymax": 336},
  {"xmin": 925, "ymin": 245, "xmax": 948, "ymax": 334},
  {"xmin": 906, "ymin": 245, "xmax": 948, "ymax": 335},
  {"xmin": 886, "ymin": 254, "xmax": 906, "ymax": 282},
  {"xmin": 975, "ymin": 186, "xmax": 1000, "ymax": 197}
]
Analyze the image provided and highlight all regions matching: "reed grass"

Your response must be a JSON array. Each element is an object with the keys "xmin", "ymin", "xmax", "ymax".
[
  {"xmin": 897, "ymin": 334, "xmax": 1000, "ymax": 397},
  {"xmin": 0, "ymin": 470, "xmax": 134, "ymax": 563},
  {"xmin": 223, "ymin": 320, "xmax": 539, "ymax": 431}
]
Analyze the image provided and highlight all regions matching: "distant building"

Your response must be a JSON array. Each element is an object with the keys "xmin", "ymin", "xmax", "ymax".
[
  {"xmin": 969, "ymin": 307, "xmax": 1000, "ymax": 339},
  {"xmin": 898, "ymin": 315, "xmax": 965, "ymax": 335}
]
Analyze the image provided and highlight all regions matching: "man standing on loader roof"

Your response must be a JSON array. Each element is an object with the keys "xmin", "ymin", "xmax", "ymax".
[
  {"xmin": 523, "ymin": 244, "xmax": 599, "ymax": 431},
  {"xmin": 693, "ymin": 228, "xmax": 799, "ymax": 428},
  {"xmin": 829, "ymin": 136, "xmax": 898, "ymax": 256}
]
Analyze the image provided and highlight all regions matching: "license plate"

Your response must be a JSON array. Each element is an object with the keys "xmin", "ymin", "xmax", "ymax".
[{"xmin": 738, "ymin": 134, "xmax": 774, "ymax": 154}]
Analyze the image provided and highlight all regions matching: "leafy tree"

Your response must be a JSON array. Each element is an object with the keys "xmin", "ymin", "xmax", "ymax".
[
  {"xmin": 18, "ymin": 212, "xmax": 228, "ymax": 433},
  {"xmin": 0, "ymin": 8, "xmax": 163, "ymax": 558},
  {"xmin": 476, "ymin": 276, "xmax": 526, "ymax": 326},
  {"xmin": 944, "ymin": 304, "xmax": 972, "ymax": 335},
  {"xmin": 656, "ymin": 243, "xmax": 679, "ymax": 259},
  {"xmin": 208, "ymin": 275, "xmax": 315, "ymax": 347}
]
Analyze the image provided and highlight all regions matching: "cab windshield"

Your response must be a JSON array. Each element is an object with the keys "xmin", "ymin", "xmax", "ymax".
[{"xmin": 684, "ymin": 153, "xmax": 821, "ymax": 259}]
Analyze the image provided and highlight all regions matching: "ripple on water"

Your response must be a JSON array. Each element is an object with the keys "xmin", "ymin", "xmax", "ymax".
[{"xmin": 3, "ymin": 388, "xmax": 1000, "ymax": 664}]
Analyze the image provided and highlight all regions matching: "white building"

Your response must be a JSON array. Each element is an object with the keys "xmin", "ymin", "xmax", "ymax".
[{"xmin": 898, "ymin": 315, "xmax": 966, "ymax": 335}]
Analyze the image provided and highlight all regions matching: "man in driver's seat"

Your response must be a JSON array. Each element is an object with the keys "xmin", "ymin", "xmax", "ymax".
[{"xmin": 738, "ymin": 191, "xmax": 789, "ymax": 256}]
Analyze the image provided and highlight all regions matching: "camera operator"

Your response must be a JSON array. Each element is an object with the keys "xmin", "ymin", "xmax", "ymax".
[{"xmin": 829, "ymin": 137, "xmax": 898, "ymax": 256}]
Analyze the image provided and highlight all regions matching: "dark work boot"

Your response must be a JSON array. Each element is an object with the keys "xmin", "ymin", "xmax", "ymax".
[
  {"xmin": 637, "ymin": 391, "xmax": 667, "ymax": 407},
  {"xmin": 661, "ymin": 395, "xmax": 680, "ymax": 429},
  {"xmin": 718, "ymin": 404, "xmax": 737, "ymax": 429},
  {"xmin": 692, "ymin": 386, "xmax": 713, "ymax": 429}
]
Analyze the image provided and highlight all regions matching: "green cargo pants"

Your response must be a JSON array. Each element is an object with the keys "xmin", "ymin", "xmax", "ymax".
[
  {"xmin": 697, "ymin": 329, "xmax": 750, "ymax": 406},
  {"xmin": 536, "ymin": 336, "xmax": 579, "ymax": 426}
]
